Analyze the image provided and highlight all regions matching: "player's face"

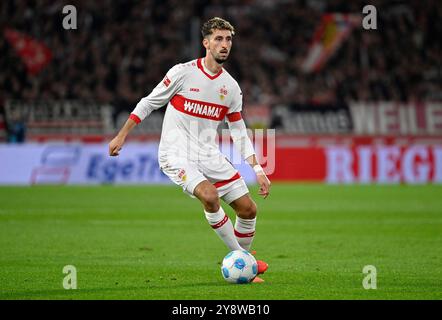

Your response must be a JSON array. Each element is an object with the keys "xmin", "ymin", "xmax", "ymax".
[{"xmin": 204, "ymin": 29, "xmax": 232, "ymax": 64}]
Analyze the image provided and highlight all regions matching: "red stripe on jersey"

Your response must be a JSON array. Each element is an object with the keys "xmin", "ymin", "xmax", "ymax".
[
  {"xmin": 129, "ymin": 114, "xmax": 141, "ymax": 124},
  {"xmin": 226, "ymin": 112, "xmax": 242, "ymax": 122},
  {"xmin": 213, "ymin": 172, "xmax": 241, "ymax": 188},
  {"xmin": 170, "ymin": 94, "xmax": 228, "ymax": 121},
  {"xmin": 211, "ymin": 214, "xmax": 228, "ymax": 229},
  {"xmin": 234, "ymin": 229, "xmax": 255, "ymax": 238},
  {"xmin": 197, "ymin": 58, "xmax": 223, "ymax": 80}
]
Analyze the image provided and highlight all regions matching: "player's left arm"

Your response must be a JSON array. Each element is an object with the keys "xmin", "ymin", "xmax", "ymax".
[
  {"xmin": 226, "ymin": 113, "xmax": 271, "ymax": 199},
  {"xmin": 226, "ymin": 82, "xmax": 271, "ymax": 198},
  {"xmin": 247, "ymin": 152, "xmax": 271, "ymax": 199}
]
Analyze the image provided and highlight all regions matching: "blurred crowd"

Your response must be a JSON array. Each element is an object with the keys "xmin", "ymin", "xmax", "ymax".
[{"xmin": 1, "ymin": 0, "xmax": 441, "ymax": 114}]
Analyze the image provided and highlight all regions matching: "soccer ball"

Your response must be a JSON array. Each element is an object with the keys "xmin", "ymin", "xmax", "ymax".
[{"xmin": 221, "ymin": 250, "xmax": 258, "ymax": 284}]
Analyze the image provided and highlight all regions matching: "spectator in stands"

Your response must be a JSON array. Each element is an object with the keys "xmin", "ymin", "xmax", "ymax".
[{"xmin": 6, "ymin": 110, "xmax": 26, "ymax": 143}]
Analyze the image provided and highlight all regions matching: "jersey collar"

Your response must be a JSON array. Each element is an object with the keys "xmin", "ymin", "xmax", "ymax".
[{"xmin": 197, "ymin": 58, "xmax": 223, "ymax": 80}]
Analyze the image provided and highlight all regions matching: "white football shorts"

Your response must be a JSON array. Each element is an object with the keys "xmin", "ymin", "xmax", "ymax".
[{"xmin": 159, "ymin": 153, "xmax": 249, "ymax": 204}]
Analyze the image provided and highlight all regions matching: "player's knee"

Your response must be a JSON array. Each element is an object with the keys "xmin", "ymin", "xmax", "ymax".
[
  {"xmin": 201, "ymin": 188, "xmax": 220, "ymax": 211},
  {"xmin": 239, "ymin": 201, "xmax": 257, "ymax": 219}
]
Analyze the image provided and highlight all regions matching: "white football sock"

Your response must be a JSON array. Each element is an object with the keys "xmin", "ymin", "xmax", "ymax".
[
  {"xmin": 234, "ymin": 216, "xmax": 256, "ymax": 251},
  {"xmin": 204, "ymin": 207, "xmax": 243, "ymax": 251}
]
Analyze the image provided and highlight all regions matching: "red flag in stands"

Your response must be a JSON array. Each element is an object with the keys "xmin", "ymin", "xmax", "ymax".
[
  {"xmin": 301, "ymin": 14, "xmax": 360, "ymax": 73},
  {"xmin": 4, "ymin": 28, "xmax": 52, "ymax": 75}
]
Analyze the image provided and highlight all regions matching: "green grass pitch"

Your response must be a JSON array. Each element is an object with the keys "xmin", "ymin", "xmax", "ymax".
[{"xmin": 0, "ymin": 184, "xmax": 441, "ymax": 300}]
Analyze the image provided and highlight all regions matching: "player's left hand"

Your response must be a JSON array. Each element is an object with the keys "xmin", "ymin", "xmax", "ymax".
[{"xmin": 256, "ymin": 173, "xmax": 271, "ymax": 199}]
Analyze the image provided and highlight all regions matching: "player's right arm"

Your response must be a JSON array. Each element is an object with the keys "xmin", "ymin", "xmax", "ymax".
[
  {"xmin": 108, "ymin": 117, "xmax": 137, "ymax": 156},
  {"xmin": 108, "ymin": 64, "xmax": 184, "ymax": 156}
]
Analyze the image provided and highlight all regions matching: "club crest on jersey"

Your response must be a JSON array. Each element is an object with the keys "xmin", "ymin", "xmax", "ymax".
[
  {"xmin": 177, "ymin": 169, "xmax": 186, "ymax": 181},
  {"xmin": 219, "ymin": 85, "xmax": 228, "ymax": 101}
]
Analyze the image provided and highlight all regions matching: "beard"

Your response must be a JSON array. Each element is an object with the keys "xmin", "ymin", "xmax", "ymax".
[
  {"xmin": 215, "ymin": 57, "xmax": 228, "ymax": 64},
  {"xmin": 213, "ymin": 51, "xmax": 229, "ymax": 64}
]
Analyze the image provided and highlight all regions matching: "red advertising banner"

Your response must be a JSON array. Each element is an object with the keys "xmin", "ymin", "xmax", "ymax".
[{"xmin": 269, "ymin": 141, "xmax": 442, "ymax": 184}]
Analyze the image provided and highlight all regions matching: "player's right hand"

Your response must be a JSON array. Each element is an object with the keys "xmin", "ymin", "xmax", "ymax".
[{"xmin": 108, "ymin": 135, "xmax": 125, "ymax": 156}]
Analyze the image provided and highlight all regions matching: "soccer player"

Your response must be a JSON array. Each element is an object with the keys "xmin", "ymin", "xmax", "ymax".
[{"xmin": 109, "ymin": 17, "xmax": 271, "ymax": 282}]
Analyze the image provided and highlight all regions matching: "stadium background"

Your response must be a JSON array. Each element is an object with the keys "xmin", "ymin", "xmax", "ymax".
[
  {"xmin": 1, "ymin": 0, "xmax": 441, "ymax": 184},
  {"xmin": 0, "ymin": 0, "xmax": 441, "ymax": 300}
]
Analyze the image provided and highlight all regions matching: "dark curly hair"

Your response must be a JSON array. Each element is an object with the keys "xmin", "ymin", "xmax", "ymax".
[{"xmin": 201, "ymin": 17, "xmax": 235, "ymax": 38}]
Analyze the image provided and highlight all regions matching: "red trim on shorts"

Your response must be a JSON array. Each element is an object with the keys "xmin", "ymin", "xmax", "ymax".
[
  {"xmin": 213, "ymin": 172, "xmax": 241, "ymax": 188},
  {"xmin": 197, "ymin": 58, "xmax": 223, "ymax": 80},
  {"xmin": 170, "ymin": 94, "xmax": 228, "ymax": 121},
  {"xmin": 226, "ymin": 112, "xmax": 242, "ymax": 122},
  {"xmin": 211, "ymin": 214, "xmax": 228, "ymax": 229},
  {"xmin": 234, "ymin": 230, "xmax": 255, "ymax": 238},
  {"xmin": 129, "ymin": 114, "xmax": 141, "ymax": 124}
]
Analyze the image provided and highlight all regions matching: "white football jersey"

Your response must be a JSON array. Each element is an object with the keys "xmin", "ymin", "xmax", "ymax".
[{"xmin": 131, "ymin": 58, "xmax": 245, "ymax": 161}]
